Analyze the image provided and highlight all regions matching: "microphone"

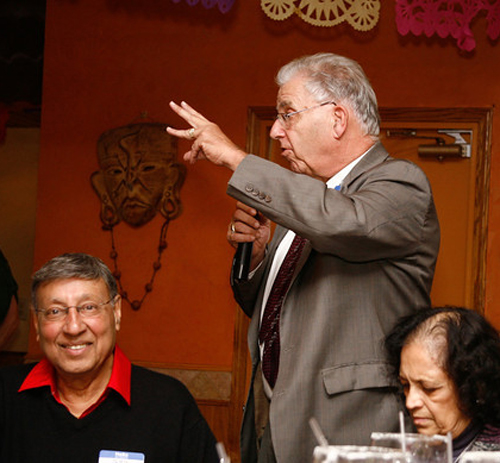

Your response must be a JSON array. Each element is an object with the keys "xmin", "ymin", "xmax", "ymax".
[{"xmin": 233, "ymin": 242, "xmax": 253, "ymax": 281}]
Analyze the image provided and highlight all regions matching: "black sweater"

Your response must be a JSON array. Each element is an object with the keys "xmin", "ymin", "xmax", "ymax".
[{"xmin": 0, "ymin": 363, "xmax": 219, "ymax": 463}]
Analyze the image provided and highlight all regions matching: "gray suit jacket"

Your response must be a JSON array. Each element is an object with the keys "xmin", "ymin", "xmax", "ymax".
[{"xmin": 227, "ymin": 142, "xmax": 440, "ymax": 463}]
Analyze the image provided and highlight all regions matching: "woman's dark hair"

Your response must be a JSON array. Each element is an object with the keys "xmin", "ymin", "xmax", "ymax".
[{"xmin": 385, "ymin": 306, "xmax": 500, "ymax": 427}]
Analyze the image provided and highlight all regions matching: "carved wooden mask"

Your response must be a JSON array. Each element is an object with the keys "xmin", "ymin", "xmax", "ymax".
[{"xmin": 91, "ymin": 123, "xmax": 186, "ymax": 227}]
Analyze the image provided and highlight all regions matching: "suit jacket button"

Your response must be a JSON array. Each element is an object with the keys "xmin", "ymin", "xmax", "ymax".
[
  {"xmin": 265, "ymin": 195, "xmax": 272, "ymax": 203},
  {"xmin": 245, "ymin": 184, "xmax": 254, "ymax": 193}
]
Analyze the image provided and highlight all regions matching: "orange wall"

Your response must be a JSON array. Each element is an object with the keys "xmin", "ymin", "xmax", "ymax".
[{"xmin": 31, "ymin": 1, "xmax": 500, "ymax": 366}]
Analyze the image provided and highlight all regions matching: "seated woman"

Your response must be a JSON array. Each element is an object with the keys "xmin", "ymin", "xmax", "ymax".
[{"xmin": 385, "ymin": 306, "xmax": 500, "ymax": 461}]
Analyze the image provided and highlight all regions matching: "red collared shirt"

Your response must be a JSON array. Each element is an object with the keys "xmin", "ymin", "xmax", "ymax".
[{"xmin": 19, "ymin": 345, "xmax": 131, "ymax": 418}]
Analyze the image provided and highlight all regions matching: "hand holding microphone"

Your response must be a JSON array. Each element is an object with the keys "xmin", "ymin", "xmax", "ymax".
[
  {"xmin": 233, "ymin": 238, "xmax": 253, "ymax": 281},
  {"xmin": 228, "ymin": 202, "xmax": 271, "ymax": 281}
]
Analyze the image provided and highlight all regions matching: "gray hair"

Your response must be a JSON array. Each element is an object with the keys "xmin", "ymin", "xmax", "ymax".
[
  {"xmin": 31, "ymin": 253, "xmax": 118, "ymax": 309},
  {"xmin": 276, "ymin": 53, "xmax": 380, "ymax": 139},
  {"xmin": 404, "ymin": 311, "xmax": 461, "ymax": 369}
]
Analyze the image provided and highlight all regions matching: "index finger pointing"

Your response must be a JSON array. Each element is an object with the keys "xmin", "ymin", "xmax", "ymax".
[
  {"xmin": 179, "ymin": 101, "xmax": 209, "ymax": 122},
  {"xmin": 169, "ymin": 100, "xmax": 209, "ymax": 127}
]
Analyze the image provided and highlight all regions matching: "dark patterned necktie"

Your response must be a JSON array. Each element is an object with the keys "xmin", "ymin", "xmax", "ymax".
[{"xmin": 259, "ymin": 234, "xmax": 308, "ymax": 388}]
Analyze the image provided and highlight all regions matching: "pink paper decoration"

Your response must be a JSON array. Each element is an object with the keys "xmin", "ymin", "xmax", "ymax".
[
  {"xmin": 395, "ymin": 0, "xmax": 500, "ymax": 51},
  {"xmin": 171, "ymin": 0, "xmax": 235, "ymax": 14}
]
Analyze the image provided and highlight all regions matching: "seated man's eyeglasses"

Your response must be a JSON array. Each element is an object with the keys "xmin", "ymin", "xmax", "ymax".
[
  {"xmin": 36, "ymin": 298, "xmax": 115, "ymax": 321},
  {"xmin": 275, "ymin": 100, "xmax": 336, "ymax": 127}
]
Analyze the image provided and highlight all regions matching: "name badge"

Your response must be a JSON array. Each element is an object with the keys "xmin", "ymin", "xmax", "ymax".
[{"xmin": 98, "ymin": 450, "xmax": 145, "ymax": 463}]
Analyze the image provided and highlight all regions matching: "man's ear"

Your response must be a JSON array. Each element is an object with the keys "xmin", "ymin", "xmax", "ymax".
[
  {"xmin": 331, "ymin": 105, "xmax": 348, "ymax": 139},
  {"xmin": 32, "ymin": 307, "xmax": 40, "ymax": 342},
  {"xmin": 113, "ymin": 295, "xmax": 122, "ymax": 331}
]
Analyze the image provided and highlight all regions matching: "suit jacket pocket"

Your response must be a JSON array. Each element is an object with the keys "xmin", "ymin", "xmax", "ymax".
[{"xmin": 322, "ymin": 361, "xmax": 392, "ymax": 396}]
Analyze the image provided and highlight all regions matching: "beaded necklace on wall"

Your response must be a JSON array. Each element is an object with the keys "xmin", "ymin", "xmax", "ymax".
[{"xmin": 104, "ymin": 219, "xmax": 170, "ymax": 311}]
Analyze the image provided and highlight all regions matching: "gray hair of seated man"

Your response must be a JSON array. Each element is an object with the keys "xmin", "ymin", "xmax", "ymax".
[{"xmin": 31, "ymin": 252, "xmax": 118, "ymax": 310}]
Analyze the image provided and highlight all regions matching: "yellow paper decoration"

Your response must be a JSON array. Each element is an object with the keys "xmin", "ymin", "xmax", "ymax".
[{"xmin": 261, "ymin": 0, "xmax": 380, "ymax": 31}]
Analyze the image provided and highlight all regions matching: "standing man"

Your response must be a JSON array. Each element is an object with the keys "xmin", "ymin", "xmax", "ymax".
[
  {"xmin": 0, "ymin": 253, "xmax": 218, "ymax": 463},
  {"xmin": 168, "ymin": 53, "xmax": 440, "ymax": 463}
]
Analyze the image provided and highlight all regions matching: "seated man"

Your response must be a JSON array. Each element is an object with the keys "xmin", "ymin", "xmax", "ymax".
[{"xmin": 0, "ymin": 252, "xmax": 219, "ymax": 463}]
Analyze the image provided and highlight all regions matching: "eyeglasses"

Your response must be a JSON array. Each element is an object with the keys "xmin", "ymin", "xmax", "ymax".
[
  {"xmin": 275, "ymin": 100, "xmax": 336, "ymax": 127},
  {"xmin": 36, "ymin": 298, "xmax": 115, "ymax": 322}
]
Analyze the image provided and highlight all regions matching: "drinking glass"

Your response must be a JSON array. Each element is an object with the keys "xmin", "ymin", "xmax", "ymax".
[
  {"xmin": 461, "ymin": 452, "xmax": 500, "ymax": 463},
  {"xmin": 313, "ymin": 445, "xmax": 407, "ymax": 463},
  {"xmin": 336, "ymin": 450, "xmax": 408, "ymax": 463},
  {"xmin": 370, "ymin": 432, "xmax": 448, "ymax": 463}
]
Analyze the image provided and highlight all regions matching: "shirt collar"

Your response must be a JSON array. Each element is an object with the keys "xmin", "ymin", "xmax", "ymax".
[
  {"xmin": 326, "ymin": 148, "xmax": 370, "ymax": 189},
  {"xmin": 19, "ymin": 344, "xmax": 131, "ymax": 407}
]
